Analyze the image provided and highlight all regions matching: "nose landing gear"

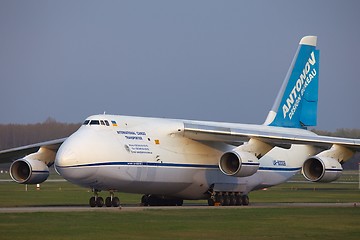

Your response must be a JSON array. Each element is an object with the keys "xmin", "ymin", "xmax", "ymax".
[
  {"xmin": 89, "ymin": 190, "xmax": 120, "ymax": 207},
  {"xmin": 105, "ymin": 192, "xmax": 120, "ymax": 207}
]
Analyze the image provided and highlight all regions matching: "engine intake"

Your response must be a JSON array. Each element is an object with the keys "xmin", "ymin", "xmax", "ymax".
[
  {"xmin": 219, "ymin": 150, "xmax": 259, "ymax": 177},
  {"xmin": 10, "ymin": 159, "xmax": 49, "ymax": 184},
  {"xmin": 302, "ymin": 156, "xmax": 342, "ymax": 182}
]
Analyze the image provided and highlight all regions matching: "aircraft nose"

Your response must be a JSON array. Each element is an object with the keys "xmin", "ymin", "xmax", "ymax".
[
  {"xmin": 54, "ymin": 140, "xmax": 79, "ymax": 176},
  {"xmin": 56, "ymin": 144, "xmax": 77, "ymax": 167},
  {"xmin": 54, "ymin": 131, "xmax": 97, "ymax": 182}
]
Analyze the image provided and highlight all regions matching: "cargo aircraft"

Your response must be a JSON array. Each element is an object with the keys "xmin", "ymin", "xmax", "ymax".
[{"xmin": 1, "ymin": 36, "xmax": 359, "ymax": 207}]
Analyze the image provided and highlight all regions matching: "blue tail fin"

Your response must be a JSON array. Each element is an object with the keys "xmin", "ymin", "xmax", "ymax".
[{"xmin": 264, "ymin": 36, "xmax": 320, "ymax": 129}]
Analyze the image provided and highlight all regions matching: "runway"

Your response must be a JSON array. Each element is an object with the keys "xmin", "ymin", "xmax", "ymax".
[{"xmin": 0, "ymin": 202, "xmax": 358, "ymax": 213}]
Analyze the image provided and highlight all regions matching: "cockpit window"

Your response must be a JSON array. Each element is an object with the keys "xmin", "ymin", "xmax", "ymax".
[
  {"xmin": 85, "ymin": 119, "xmax": 113, "ymax": 127},
  {"xmin": 90, "ymin": 120, "xmax": 100, "ymax": 125}
]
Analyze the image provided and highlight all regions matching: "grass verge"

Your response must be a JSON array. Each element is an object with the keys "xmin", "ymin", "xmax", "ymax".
[{"xmin": 0, "ymin": 208, "xmax": 359, "ymax": 240}]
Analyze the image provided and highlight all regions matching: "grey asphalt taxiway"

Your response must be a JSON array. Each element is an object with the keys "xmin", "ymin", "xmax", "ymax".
[{"xmin": 0, "ymin": 202, "xmax": 358, "ymax": 213}]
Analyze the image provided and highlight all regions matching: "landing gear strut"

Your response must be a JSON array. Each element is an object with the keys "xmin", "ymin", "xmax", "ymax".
[
  {"xmin": 89, "ymin": 190, "xmax": 120, "ymax": 207},
  {"xmin": 105, "ymin": 192, "xmax": 120, "ymax": 207}
]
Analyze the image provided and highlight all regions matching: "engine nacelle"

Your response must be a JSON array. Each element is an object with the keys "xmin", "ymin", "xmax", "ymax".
[
  {"xmin": 302, "ymin": 156, "xmax": 342, "ymax": 182},
  {"xmin": 10, "ymin": 159, "xmax": 49, "ymax": 184},
  {"xmin": 219, "ymin": 150, "xmax": 259, "ymax": 177}
]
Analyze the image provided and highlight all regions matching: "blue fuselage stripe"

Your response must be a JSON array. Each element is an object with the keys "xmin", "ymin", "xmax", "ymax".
[
  {"xmin": 56, "ymin": 162, "xmax": 301, "ymax": 172},
  {"xmin": 259, "ymin": 167, "xmax": 301, "ymax": 171}
]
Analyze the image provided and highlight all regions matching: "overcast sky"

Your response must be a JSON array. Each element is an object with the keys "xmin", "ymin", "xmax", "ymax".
[{"xmin": 0, "ymin": 0, "xmax": 359, "ymax": 130}]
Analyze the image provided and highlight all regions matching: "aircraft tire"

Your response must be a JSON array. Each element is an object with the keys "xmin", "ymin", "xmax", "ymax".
[
  {"xmin": 235, "ymin": 194, "xmax": 242, "ymax": 206},
  {"xmin": 176, "ymin": 199, "xmax": 183, "ymax": 206},
  {"xmin": 229, "ymin": 194, "xmax": 237, "ymax": 206},
  {"xmin": 241, "ymin": 195, "xmax": 249, "ymax": 206},
  {"xmin": 89, "ymin": 197, "xmax": 96, "ymax": 207},
  {"xmin": 223, "ymin": 194, "xmax": 230, "ymax": 206},
  {"xmin": 215, "ymin": 193, "xmax": 224, "ymax": 206},
  {"xmin": 96, "ymin": 197, "xmax": 104, "ymax": 207},
  {"xmin": 141, "ymin": 195, "xmax": 149, "ymax": 206},
  {"xmin": 105, "ymin": 197, "xmax": 112, "ymax": 207},
  {"xmin": 112, "ymin": 197, "xmax": 120, "ymax": 207}
]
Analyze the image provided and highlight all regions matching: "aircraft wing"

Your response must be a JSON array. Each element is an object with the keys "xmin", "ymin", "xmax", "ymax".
[
  {"xmin": 0, "ymin": 138, "xmax": 66, "ymax": 163},
  {"xmin": 183, "ymin": 122, "xmax": 360, "ymax": 151}
]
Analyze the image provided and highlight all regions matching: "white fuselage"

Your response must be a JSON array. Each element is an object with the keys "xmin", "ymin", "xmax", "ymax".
[{"xmin": 54, "ymin": 115, "xmax": 318, "ymax": 200}]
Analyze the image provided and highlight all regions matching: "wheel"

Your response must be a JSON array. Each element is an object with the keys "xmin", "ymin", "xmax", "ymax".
[
  {"xmin": 105, "ymin": 197, "xmax": 112, "ymax": 207},
  {"xmin": 229, "ymin": 194, "xmax": 236, "ymax": 206},
  {"xmin": 146, "ymin": 195, "xmax": 160, "ymax": 206},
  {"xmin": 235, "ymin": 194, "xmax": 242, "ymax": 206},
  {"xmin": 223, "ymin": 194, "xmax": 230, "ymax": 206},
  {"xmin": 96, "ymin": 197, "xmax": 104, "ymax": 207},
  {"xmin": 176, "ymin": 199, "xmax": 183, "ymax": 206},
  {"xmin": 215, "ymin": 193, "xmax": 224, "ymax": 206},
  {"xmin": 89, "ymin": 197, "xmax": 96, "ymax": 207},
  {"xmin": 241, "ymin": 195, "xmax": 249, "ymax": 206},
  {"xmin": 208, "ymin": 198, "xmax": 215, "ymax": 206},
  {"xmin": 112, "ymin": 197, "xmax": 120, "ymax": 207},
  {"xmin": 141, "ymin": 195, "xmax": 149, "ymax": 206}
]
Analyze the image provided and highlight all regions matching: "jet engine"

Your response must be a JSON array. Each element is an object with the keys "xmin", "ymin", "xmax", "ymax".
[
  {"xmin": 219, "ymin": 150, "xmax": 259, "ymax": 177},
  {"xmin": 302, "ymin": 156, "xmax": 342, "ymax": 182},
  {"xmin": 10, "ymin": 159, "xmax": 49, "ymax": 184}
]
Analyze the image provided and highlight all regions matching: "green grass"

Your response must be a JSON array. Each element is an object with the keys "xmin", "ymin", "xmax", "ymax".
[
  {"xmin": 0, "ymin": 180, "xmax": 359, "ymax": 207},
  {"xmin": 0, "ymin": 180, "xmax": 142, "ymax": 207},
  {"xmin": 251, "ymin": 182, "xmax": 360, "ymax": 203},
  {"xmin": 0, "ymin": 171, "xmax": 359, "ymax": 239},
  {"xmin": 0, "ymin": 171, "xmax": 359, "ymax": 207},
  {"xmin": 0, "ymin": 208, "xmax": 359, "ymax": 240}
]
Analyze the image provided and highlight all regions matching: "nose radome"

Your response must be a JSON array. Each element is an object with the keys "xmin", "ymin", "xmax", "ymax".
[
  {"xmin": 54, "ymin": 129, "xmax": 100, "ymax": 184},
  {"xmin": 55, "ymin": 142, "xmax": 78, "ymax": 168}
]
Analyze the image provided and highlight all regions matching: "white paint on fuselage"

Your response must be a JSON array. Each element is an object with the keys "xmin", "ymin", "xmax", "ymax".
[{"xmin": 55, "ymin": 114, "xmax": 318, "ymax": 199}]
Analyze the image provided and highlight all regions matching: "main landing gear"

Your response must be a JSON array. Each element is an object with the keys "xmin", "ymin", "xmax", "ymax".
[
  {"xmin": 207, "ymin": 192, "xmax": 249, "ymax": 206},
  {"xmin": 89, "ymin": 190, "xmax": 120, "ymax": 207},
  {"xmin": 141, "ymin": 194, "xmax": 183, "ymax": 206}
]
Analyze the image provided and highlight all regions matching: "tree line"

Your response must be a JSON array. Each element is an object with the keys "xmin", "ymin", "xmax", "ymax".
[
  {"xmin": 312, "ymin": 128, "xmax": 360, "ymax": 139},
  {"xmin": 311, "ymin": 129, "xmax": 360, "ymax": 170},
  {"xmin": 0, "ymin": 118, "xmax": 80, "ymax": 150},
  {"xmin": 0, "ymin": 119, "xmax": 358, "ymax": 169}
]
